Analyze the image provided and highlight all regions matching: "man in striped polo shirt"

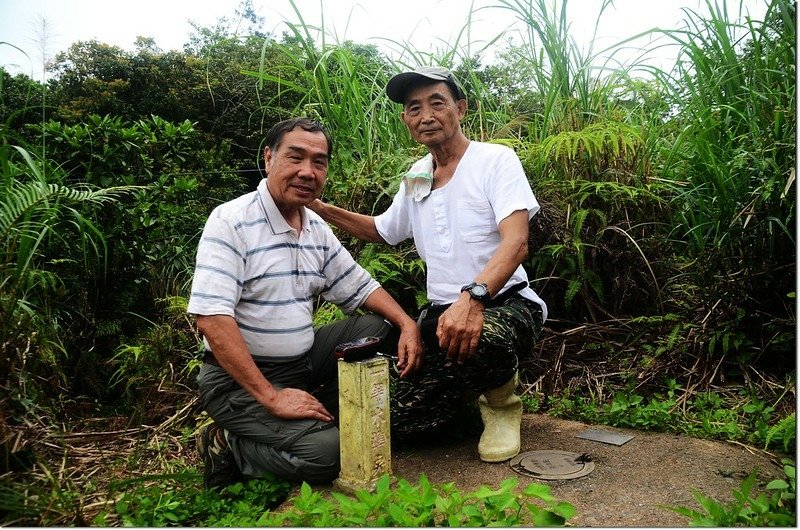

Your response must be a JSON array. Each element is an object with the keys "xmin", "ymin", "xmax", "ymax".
[{"xmin": 189, "ymin": 118, "xmax": 423, "ymax": 488}]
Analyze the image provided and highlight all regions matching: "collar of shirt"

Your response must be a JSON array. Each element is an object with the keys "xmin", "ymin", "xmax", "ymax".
[{"xmin": 256, "ymin": 178, "xmax": 311, "ymax": 236}]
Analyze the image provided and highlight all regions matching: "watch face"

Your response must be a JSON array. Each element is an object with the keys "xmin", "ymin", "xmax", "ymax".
[{"xmin": 471, "ymin": 284, "xmax": 488, "ymax": 297}]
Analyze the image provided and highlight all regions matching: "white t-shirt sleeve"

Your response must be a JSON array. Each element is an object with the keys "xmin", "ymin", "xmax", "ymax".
[
  {"xmin": 487, "ymin": 146, "xmax": 540, "ymax": 223},
  {"xmin": 374, "ymin": 182, "xmax": 414, "ymax": 245}
]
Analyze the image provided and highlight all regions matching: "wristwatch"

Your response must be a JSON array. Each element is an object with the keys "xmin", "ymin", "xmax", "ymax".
[{"xmin": 461, "ymin": 282, "xmax": 491, "ymax": 303}]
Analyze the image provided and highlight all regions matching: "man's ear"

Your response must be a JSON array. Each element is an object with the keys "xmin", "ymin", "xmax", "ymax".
[
  {"xmin": 263, "ymin": 146, "xmax": 273, "ymax": 171},
  {"xmin": 457, "ymin": 99, "xmax": 467, "ymax": 119}
]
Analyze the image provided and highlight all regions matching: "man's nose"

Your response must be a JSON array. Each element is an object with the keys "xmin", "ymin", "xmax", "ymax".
[
  {"xmin": 420, "ymin": 107, "xmax": 435, "ymax": 121},
  {"xmin": 297, "ymin": 159, "xmax": 315, "ymax": 177}
]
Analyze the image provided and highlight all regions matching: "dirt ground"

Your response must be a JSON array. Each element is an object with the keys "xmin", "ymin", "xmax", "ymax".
[{"xmin": 389, "ymin": 413, "xmax": 785, "ymax": 527}]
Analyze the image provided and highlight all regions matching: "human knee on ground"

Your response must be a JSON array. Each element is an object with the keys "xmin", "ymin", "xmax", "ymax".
[{"xmin": 232, "ymin": 421, "xmax": 340, "ymax": 484}]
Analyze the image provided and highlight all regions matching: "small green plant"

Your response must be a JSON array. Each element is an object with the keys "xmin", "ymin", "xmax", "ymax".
[
  {"xmin": 606, "ymin": 383, "xmax": 679, "ymax": 430},
  {"xmin": 666, "ymin": 460, "xmax": 796, "ymax": 527},
  {"xmin": 520, "ymin": 393, "xmax": 541, "ymax": 413},
  {"xmin": 275, "ymin": 474, "xmax": 576, "ymax": 527},
  {"xmin": 101, "ymin": 472, "xmax": 575, "ymax": 527},
  {"xmin": 546, "ymin": 391, "xmax": 601, "ymax": 424}
]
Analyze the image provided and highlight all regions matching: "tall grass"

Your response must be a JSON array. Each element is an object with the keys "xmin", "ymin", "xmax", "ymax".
[
  {"xmin": 632, "ymin": 0, "xmax": 796, "ymax": 373},
  {"xmin": 243, "ymin": 0, "xmax": 413, "ymax": 213},
  {"xmin": 475, "ymin": 0, "xmax": 669, "ymax": 318},
  {"xmin": 246, "ymin": 1, "xmax": 525, "ymax": 213},
  {"xmin": 653, "ymin": 0, "xmax": 795, "ymax": 259},
  {"xmin": 492, "ymin": 0, "xmax": 649, "ymax": 139}
]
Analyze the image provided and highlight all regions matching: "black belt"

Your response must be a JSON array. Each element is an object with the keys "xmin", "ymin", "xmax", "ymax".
[
  {"xmin": 202, "ymin": 351, "xmax": 290, "ymax": 371},
  {"xmin": 419, "ymin": 281, "xmax": 528, "ymax": 320},
  {"xmin": 487, "ymin": 281, "xmax": 529, "ymax": 306}
]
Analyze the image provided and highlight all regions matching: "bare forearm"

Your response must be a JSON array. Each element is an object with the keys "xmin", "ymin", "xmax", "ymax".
[
  {"xmin": 475, "ymin": 238, "xmax": 528, "ymax": 296},
  {"xmin": 196, "ymin": 314, "xmax": 335, "ymax": 422},
  {"xmin": 362, "ymin": 287, "xmax": 417, "ymax": 331},
  {"xmin": 309, "ymin": 199, "xmax": 385, "ymax": 243},
  {"xmin": 362, "ymin": 287, "xmax": 423, "ymax": 376},
  {"xmin": 473, "ymin": 210, "xmax": 529, "ymax": 297}
]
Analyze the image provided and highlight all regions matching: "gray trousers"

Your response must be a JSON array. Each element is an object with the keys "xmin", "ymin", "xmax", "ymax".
[{"xmin": 197, "ymin": 313, "xmax": 392, "ymax": 484}]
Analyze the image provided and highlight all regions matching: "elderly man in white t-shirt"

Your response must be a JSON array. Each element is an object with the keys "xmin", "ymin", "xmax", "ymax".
[
  {"xmin": 309, "ymin": 67, "xmax": 546, "ymax": 463},
  {"xmin": 188, "ymin": 118, "xmax": 423, "ymax": 489}
]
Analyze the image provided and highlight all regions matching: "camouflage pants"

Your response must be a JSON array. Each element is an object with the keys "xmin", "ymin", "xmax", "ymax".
[{"xmin": 389, "ymin": 296, "xmax": 543, "ymax": 442}]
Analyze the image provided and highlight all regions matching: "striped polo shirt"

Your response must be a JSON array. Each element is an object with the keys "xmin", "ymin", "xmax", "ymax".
[{"xmin": 188, "ymin": 178, "xmax": 380, "ymax": 360}]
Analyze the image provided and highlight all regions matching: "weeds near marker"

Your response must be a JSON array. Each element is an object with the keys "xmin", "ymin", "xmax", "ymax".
[
  {"xmin": 275, "ymin": 474, "xmax": 576, "ymax": 527},
  {"xmin": 91, "ymin": 473, "xmax": 575, "ymax": 527}
]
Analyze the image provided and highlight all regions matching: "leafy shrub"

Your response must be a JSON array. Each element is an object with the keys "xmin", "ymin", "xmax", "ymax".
[
  {"xmin": 107, "ymin": 297, "xmax": 201, "ymax": 416},
  {"xmin": 106, "ymin": 474, "xmax": 291, "ymax": 527},
  {"xmin": 17, "ymin": 115, "xmax": 243, "ymax": 404},
  {"xmin": 0, "ymin": 142, "xmax": 140, "ymax": 411}
]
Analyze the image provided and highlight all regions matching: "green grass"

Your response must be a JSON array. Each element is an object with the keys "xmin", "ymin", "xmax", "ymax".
[{"xmin": 537, "ymin": 377, "xmax": 796, "ymax": 454}]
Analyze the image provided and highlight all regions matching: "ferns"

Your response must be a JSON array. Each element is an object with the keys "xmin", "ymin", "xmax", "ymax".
[
  {"xmin": 358, "ymin": 243, "xmax": 427, "ymax": 310},
  {"xmin": 1, "ymin": 146, "xmax": 140, "ymax": 288},
  {"xmin": 764, "ymin": 413, "xmax": 796, "ymax": 453},
  {"xmin": 0, "ymin": 144, "xmax": 138, "ymax": 382},
  {"xmin": 0, "ymin": 179, "xmax": 137, "ymax": 239},
  {"xmin": 533, "ymin": 121, "xmax": 647, "ymax": 182}
]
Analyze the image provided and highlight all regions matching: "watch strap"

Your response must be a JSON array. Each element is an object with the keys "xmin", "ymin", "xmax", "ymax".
[{"xmin": 461, "ymin": 282, "xmax": 491, "ymax": 303}]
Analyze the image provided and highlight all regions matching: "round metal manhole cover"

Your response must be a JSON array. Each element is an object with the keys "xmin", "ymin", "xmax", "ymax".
[{"xmin": 509, "ymin": 450, "xmax": 595, "ymax": 480}]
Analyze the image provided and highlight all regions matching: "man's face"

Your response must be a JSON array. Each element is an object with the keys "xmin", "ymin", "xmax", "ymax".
[
  {"xmin": 401, "ymin": 82, "xmax": 466, "ymax": 147},
  {"xmin": 264, "ymin": 128, "xmax": 329, "ymax": 213}
]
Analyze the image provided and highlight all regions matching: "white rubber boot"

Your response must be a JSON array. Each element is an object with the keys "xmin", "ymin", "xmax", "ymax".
[{"xmin": 478, "ymin": 373, "xmax": 523, "ymax": 462}]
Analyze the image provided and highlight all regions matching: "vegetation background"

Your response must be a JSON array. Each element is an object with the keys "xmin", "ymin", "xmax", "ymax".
[{"xmin": 0, "ymin": 0, "xmax": 795, "ymax": 525}]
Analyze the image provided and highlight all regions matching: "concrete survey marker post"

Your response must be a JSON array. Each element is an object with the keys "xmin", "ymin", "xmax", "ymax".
[{"xmin": 334, "ymin": 356, "xmax": 392, "ymax": 494}]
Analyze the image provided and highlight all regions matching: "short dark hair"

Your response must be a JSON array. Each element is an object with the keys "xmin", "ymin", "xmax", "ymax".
[{"xmin": 265, "ymin": 118, "xmax": 333, "ymax": 157}]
